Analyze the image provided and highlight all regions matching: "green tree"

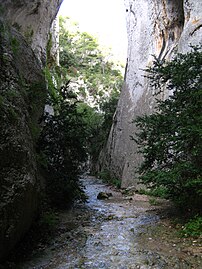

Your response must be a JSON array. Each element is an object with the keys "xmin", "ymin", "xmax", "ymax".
[
  {"xmin": 59, "ymin": 16, "xmax": 123, "ymax": 106},
  {"xmin": 38, "ymin": 83, "xmax": 88, "ymax": 208},
  {"xmin": 57, "ymin": 16, "xmax": 123, "ymax": 173},
  {"xmin": 134, "ymin": 46, "xmax": 202, "ymax": 212},
  {"xmin": 38, "ymin": 18, "xmax": 123, "ymax": 207}
]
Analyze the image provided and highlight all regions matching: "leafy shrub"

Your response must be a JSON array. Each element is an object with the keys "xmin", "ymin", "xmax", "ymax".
[
  {"xmin": 149, "ymin": 198, "xmax": 160, "ymax": 206},
  {"xmin": 59, "ymin": 17, "xmax": 122, "ymax": 172},
  {"xmin": 97, "ymin": 170, "xmax": 111, "ymax": 181},
  {"xmin": 98, "ymin": 169, "xmax": 121, "ymax": 188},
  {"xmin": 38, "ymin": 18, "xmax": 123, "ymax": 208},
  {"xmin": 138, "ymin": 186, "xmax": 169, "ymax": 198},
  {"xmin": 134, "ymin": 46, "xmax": 202, "ymax": 213},
  {"xmin": 38, "ymin": 82, "xmax": 120, "ymax": 207},
  {"xmin": 38, "ymin": 82, "xmax": 88, "ymax": 208},
  {"xmin": 59, "ymin": 16, "xmax": 123, "ymax": 106},
  {"xmin": 180, "ymin": 216, "xmax": 202, "ymax": 237}
]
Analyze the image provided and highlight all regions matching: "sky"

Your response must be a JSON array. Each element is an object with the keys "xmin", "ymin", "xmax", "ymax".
[{"xmin": 58, "ymin": 0, "xmax": 128, "ymax": 63}]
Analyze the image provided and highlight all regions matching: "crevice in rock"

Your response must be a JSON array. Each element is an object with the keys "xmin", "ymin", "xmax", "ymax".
[
  {"xmin": 190, "ymin": 24, "xmax": 202, "ymax": 36},
  {"xmin": 156, "ymin": 0, "xmax": 185, "ymax": 60}
]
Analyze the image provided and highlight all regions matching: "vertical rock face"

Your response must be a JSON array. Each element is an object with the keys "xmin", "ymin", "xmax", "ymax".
[
  {"xmin": 178, "ymin": 0, "xmax": 202, "ymax": 53},
  {"xmin": 0, "ymin": 0, "xmax": 62, "ymax": 260},
  {"xmin": 102, "ymin": 0, "xmax": 202, "ymax": 188},
  {"xmin": 0, "ymin": 0, "xmax": 63, "ymax": 62},
  {"xmin": 0, "ymin": 24, "xmax": 45, "ymax": 259}
]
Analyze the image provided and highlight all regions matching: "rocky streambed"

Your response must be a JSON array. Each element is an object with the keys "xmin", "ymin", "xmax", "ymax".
[{"xmin": 2, "ymin": 176, "xmax": 202, "ymax": 268}]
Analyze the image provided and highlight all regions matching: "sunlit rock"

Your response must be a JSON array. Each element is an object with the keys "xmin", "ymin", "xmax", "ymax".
[
  {"xmin": 101, "ymin": 0, "xmax": 202, "ymax": 188},
  {"xmin": 0, "ymin": 0, "xmax": 63, "ymax": 63}
]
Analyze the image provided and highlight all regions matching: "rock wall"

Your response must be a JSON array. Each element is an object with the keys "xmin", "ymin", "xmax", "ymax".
[
  {"xmin": 0, "ymin": 0, "xmax": 62, "ymax": 63},
  {"xmin": 0, "ymin": 0, "xmax": 62, "ymax": 260},
  {"xmin": 101, "ymin": 0, "xmax": 202, "ymax": 188}
]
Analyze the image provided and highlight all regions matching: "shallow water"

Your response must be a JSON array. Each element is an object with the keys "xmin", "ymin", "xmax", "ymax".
[{"xmin": 16, "ymin": 176, "xmax": 201, "ymax": 269}]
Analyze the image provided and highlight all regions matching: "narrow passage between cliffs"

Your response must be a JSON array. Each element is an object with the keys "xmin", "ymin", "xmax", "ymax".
[{"xmin": 14, "ymin": 176, "xmax": 202, "ymax": 269}]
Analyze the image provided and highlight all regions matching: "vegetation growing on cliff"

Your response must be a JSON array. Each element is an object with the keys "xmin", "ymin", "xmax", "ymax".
[
  {"xmin": 38, "ymin": 17, "xmax": 123, "ymax": 208},
  {"xmin": 38, "ymin": 82, "xmax": 90, "ymax": 207},
  {"xmin": 134, "ymin": 46, "xmax": 202, "ymax": 214},
  {"xmin": 59, "ymin": 16, "xmax": 123, "ymax": 106}
]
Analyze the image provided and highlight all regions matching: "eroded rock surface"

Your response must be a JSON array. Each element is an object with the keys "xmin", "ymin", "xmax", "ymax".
[
  {"xmin": 0, "ymin": 0, "xmax": 63, "ymax": 62},
  {"xmin": 0, "ymin": 20, "xmax": 46, "ymax": 261},
  {"xmin": 0, "ymin": 0, "xmax": 62, "ymax": 260},
  {"xmin": 101, "ymin": 0, "xmax": 202, "ymax": 188}
]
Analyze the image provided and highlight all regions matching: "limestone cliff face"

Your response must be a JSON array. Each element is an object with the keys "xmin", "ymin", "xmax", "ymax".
[
  {"xmin": 102, "ymin": 0, "xmax": 202, "ymax": 188},
  {"xmin": 0, "ymin": 0, "xmax": 62, "ymax": 63},
  {"xmin": 0, "ymin": 0, "xmax": 62, "ymax": 260}
]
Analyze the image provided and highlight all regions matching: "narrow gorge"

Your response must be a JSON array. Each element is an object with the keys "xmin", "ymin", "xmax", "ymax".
[{"xmin": 0, "ymin": 0, "xmax": 201, "ymax": 261}]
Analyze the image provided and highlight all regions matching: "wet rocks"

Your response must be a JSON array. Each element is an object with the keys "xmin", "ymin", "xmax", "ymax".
[
  {"xmin": 97, "ymin": 192, "xmax": 113, "ymax": 200},
  {"xmin": 3, "ymin": 177, "xmax": 201, "ymax": 268}
]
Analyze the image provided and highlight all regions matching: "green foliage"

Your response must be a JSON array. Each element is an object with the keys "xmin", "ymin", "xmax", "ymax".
[
  {"xmin": 44, "ymin": 66, "xmax": 59, "ymax": 98},
  {"xmin": 134, "ymin": 46, "xmax": 202, "ymax": 212},
  {"xmin": 138, "ymin": 186, "xmax": 169, "ymax": 198},
  {"xmin": 7, "ymin": 106, "xmax": 18, "ymax": 122},
  {"xmin": 0, "ymin": 4, "xmax": 5, "ymax": 15},
  {"xmin": 180, "ymin": 216, "xmax": 202, "ymax": 238},
  {"xmin": 0, "ymin": 91, "xmax": 20, "ymax": 123},
  {"xmin": 27, "ymin": 82, "xmax": 46, "ymax": 113},
  {"xmin": 59, "ymin": 16, "xmax": 123, "ymax": 107},
  {"xmin": 98, "ymin": 169, "xmax": 121, "ymax": 188},
  {"xmin": 100, "ymin": 90, "xmax": 120, "ymax": 132},
  {"xmin": 36, "ymin": 152, "xmax": 48, "ymax": 169},
  {"xmin": 76, "ymin": 102, "xmax": 103, "ymax": 163},
  {"xmin": 29, "ymin": 120, "xmax": 40, "ymax": 140},
  {"xmin": 38, "ymin": 82, "xmax": 88, "ymax": 208},
  {"xmin": 39, "ymin": 18, "xmax": 123, "ymax": 207},
  {"xmin": 111, "ymin": 178, "xmax": 121, "ymax": 189},
  {"xmin": 10, "ymin": 37, "xmax": 19, "ymax": 54},
  {"xmin": 44, "ymin": 67, "xmax": 55, "ymax": 91},
  {"xmin": 39, "ymin": 211, "xmax": 59, "ymax": 231},
  {"xmin": 24, "ymin": 26, "xmax": 34, "ymax": 44},
  {"xmin": 58, "ymin": 16, "xmax": 122, "ymax": 171},
  {"xmin": 149, "ymin": 197, "xmax": 160, "ymax": 206}
]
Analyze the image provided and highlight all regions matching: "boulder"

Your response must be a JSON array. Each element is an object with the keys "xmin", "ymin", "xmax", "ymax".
[{"xmin": 97, "ymin": 192, "xmax": 113, "ymax": 200}]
